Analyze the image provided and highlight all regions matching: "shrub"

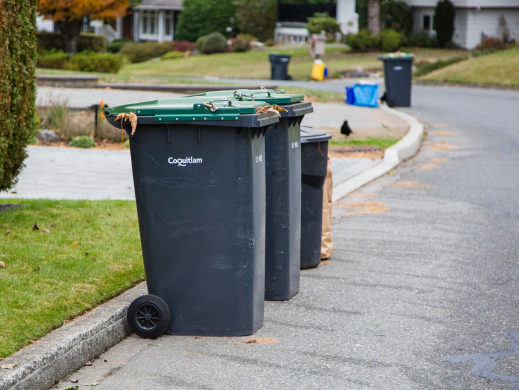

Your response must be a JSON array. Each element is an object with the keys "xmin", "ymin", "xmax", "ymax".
[
  {"xmin": 69, "ymin": 136, "xmax": 96, "ymax": 148},
  {"xmin": 474, "ymin": 37, "xmax": 506, "ymax": 51},
  {"xmin": 196, "ymin": 35, "xmax": 208, "ymax": 52},
  {"xmin": 172, "ymin": 41, "xmax": 197, "ymax": 52},
  {"xmin": 107, "ymin": 39, "xmax": 131, "ymax": 53},
  {"xmin": 434, "ymin": 0, "xmax": 455, "ymax": 48},
  {"xmin": 381, "ymin": 0, "xmax": 412, "ymax": 33},
  {"xmin": 201, "ymin": 32, "xmax": 228, "ymax": 54},
  {"xmin": 231, "ymin": 34, "xmax": 255, "ymax": 52},
  {"xmin": 307, "ymin": 12, "xmax": 341, "ymax": 42},
  {"xmin": 0, "ymin": 0, "xmax": 38, "ymax": 191},
  {"xmin": 161, "ymin": 51, "xmax": 185, "ymax": 60},
  {"xmin": 406, "ymin": 31, "xmax": 439, "ymax": 48},
  {"xmin": 346, "ymin": 29, "xmax": 379, "ymax": 51},
  {"xmin": 37, "ymin": 32, "xmax": 107, "ymax": 53},
  {"xmin": 68, "ymin": 51, "xmax": 124, "ymax": 73},
  {"xmin": 235, "ymin": 0, "xmax": 276, "ymax": 42},
  {"xmin": 414, "ymin": 56, "xmax": 468, "ymax": 77},
  {"xmin": 37, "ymin": 50, "xmax": 69, "ymax": 69},
  {"xmin": 119, "ymin": 42, "xmax": 173, "ymax": 63},
  {"xmin": 380, "ymin": 29, "xmax": 405, "ymax": 52},
  {"xmin": 176, "ymin": 0, "xmax": 237, "ymax": 42}
]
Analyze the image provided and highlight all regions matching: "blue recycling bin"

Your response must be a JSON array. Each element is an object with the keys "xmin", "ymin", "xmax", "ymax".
[{"xmin": 352, "ymin": 84, "xmax": 379, "ymax": 108}]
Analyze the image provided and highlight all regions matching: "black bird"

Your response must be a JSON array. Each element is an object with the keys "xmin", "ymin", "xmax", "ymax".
[{"xmin": 341, "ymin": 120, "xmax": 353, "ymax": 136}]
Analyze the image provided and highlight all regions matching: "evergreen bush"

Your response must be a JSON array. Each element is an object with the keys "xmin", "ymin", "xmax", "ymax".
[
  {"xmin": 37, "ymin": 32, "xmax": 107, "ymax": 53},
  {"xmin": 380, "ymin": 29, "xmax": 405, "ymax": 52},
  {"xmin": 381, "ymin": 0, "xmax": 412, "ymax": 33},
  {"xmin": 231, "ymin": 34, "xmax": 255, "ymax": 52},
  {"xmin": 119, "ymin": 42, "xmax": 172, "ymax": 63},
  {"xmin": 68, "ymin": 51, "xmax": 124, "ymax": 73},
  {"xmin": 69, "ymin": 136, "xmax": 96, "ymax": 148},
  {"xmin": 346, "ymin": 29, "xmax": 379, "ymax": 51},
  {"xmin": 307, "ymin": 12, "xmax": 341, "ymax": 42},
  {"xmin": 434, "ymin": 0, "xmax": 455, "ymax": 48},
  {"xmin": 201, "ymin": 32, "xmax": 228, "ymax": 54},
  {"xmin": 196, "ymin": 35, "xmax": 208, "ymax": 52},
  {"xmin": 0, "ymin": 0, "xmax": 38, "ymax": 191},
  {"xmin": 37, "ymin": 50, "xmax": 69, "ymax": 69},
  {"xmin": 175, "ymin": 0, "xmax": 237, "ymax": 42}
]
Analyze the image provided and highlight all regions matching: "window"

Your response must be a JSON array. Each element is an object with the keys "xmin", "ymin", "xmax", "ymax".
[
  {"xmin": 423, "ymin": 15, "xmax": 431, "ymax": 30},
  {"xmin": 165, "ymin": 11, "xmax": 172, "ymax": 36},
  {"xmin": 141, "ymin": 10, "xmax": 157, "ymax": 35}
]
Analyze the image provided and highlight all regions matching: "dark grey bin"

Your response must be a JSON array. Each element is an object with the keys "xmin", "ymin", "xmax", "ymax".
[{"xmin": 378, "ymin": 55, "xmax": 414, "ymax": 107}]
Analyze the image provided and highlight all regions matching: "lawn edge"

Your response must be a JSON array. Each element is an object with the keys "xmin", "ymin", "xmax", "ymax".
[
  {"xmin": 0, "ymin": 282, "xmax": 147, "ymax": 390},
  {"xmin": 413, "ymin": 80, "xmax": 519, "ymax": 91},
  {"xmin": 332, "ymin": 104, "xmax": 424, "ymax": 202}
]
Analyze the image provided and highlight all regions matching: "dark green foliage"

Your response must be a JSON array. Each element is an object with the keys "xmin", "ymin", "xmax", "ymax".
[
  {"xmin": 69, "ymin": 136, "xmax": 96, "ymax": 148},
  {"xmin": 37, "ymin": 32, "xmax": 107, "ymax": 53},
  {"xmin": 118, "ymin": 41, "xmax": 172, "ymax": 63},
  {"xmin": 107, "ymin": 39, "xmax": 131, "ymax": 53},
  {"xmin": 307, "ymin": 12, "xmax": 341, "ymax": 42},
  {"xmin": 346, "ymin": 29, "xmax": 379, "ymax": 51},
  {"xmin": 379, "ymin": 28, "xmax": 405, "ymax": 52},
  {"xmin": 380, "ymin": 0, "xmax": 412, "ymax": 33},
  {"xmin": 201, "ymin": 32, "xmax": 228, "ymax": 54},
  {"xmin": 37, "ymin": 49, "xmax": 68, "ymax": 69},
  {"xmin": 175, "ymin": 0, "xmax": 237, "ymax": 42},
  {"xmin": 36, "ymin": 50, "xmax": 123, "ymax": 73},
  {"xmin": 356, "ymin": 0, "xmax": 368, "ymax": 30},
  {"xmin": 474, "ymin": 37, "xmax": 506, "ymax": 51},
  {"xmin": 235, "ymin": 0, "xmax": 276, "ymax": 42},
  {"xmin": 68, "ymin": 51, "xmax": 124, "ymax": 73},
  {"xmin": 231, "ymin": 34, "xmax": 255, "ymax": 52},
  {"xmin": 434, "ymin": 0, "xmax": 455, "ymax": 48},
  {"xmin": 0, "ymin": 0, "xmax": 38, "ymax": 191},
  {"xmin": 406, "ymin": 30, "xmax": 439, "ymax": 48},
  {"xmin": 414, "ymin": 56, "xmax": 467, "ymax": 77}
]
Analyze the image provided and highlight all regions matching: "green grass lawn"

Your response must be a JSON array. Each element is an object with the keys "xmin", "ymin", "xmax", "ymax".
[
  {"xmin": 38, "ymin": 47, "xmax": 468, "ymax": 82},
  {"xmin": 419, "ymin": 47, "xmax": 519, "ymax": 86},
  {"xmin": 330, "ymin": 137, "xmax": 401, "ymax": 149},
  {"xmin": 0, "ymin": 199, "xmax": 143, "ymax": 359}
]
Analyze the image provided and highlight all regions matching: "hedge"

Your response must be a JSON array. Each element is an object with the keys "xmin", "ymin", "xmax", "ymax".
[
  {"xmin": 37, "ymin": 50, "xmax": 124, "ymax": 73},
  {"xmin": 0, "ymin": 0, "xmax": 38, "ymax": 192},
  {"xmin": 37, "ymin": 32, "xmax": 107, "ymax": 53}
]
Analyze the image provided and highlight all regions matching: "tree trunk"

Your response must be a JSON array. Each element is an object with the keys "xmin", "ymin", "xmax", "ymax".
[
  {"xmin": 367, "ymin": 0, "xmax": 381, "ymax": 36},
  {"xmin": 57, "ymin": 18, "xmax": 83, "ymax": 54}
]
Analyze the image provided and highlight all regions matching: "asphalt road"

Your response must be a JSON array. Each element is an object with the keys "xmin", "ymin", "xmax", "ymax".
[{"xmin": 52, "ymin": 85, "xmax": 519, "ymax": 390}]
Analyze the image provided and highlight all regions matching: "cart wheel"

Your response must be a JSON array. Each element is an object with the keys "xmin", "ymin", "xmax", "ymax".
[
  {"xmin": 387, "ymin": 98, "xmax": 396, "ymax": 108},
  {"xmin": 127, "ymin": 294, "xmax": 171, "ymax": 339}
]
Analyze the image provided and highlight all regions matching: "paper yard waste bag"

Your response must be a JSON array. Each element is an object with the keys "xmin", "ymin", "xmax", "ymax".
[{"xmin": 321, "ymin": 155, "xmax": 333, "ymax": 259}]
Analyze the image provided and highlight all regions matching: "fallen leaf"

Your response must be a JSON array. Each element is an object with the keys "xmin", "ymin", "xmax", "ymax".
[
  {"xmin": 48, "ymin": 224, "xmax": 57, "ymax": 228},
  {"xmin": 85, "ymin": 252, "xmax": 89, "ymax": 256},
  {"xmin": 321, "ymin": 260, "xmax": 333, "ymax": 265},
  {"xmin": 32, "ymin": 222, "xmax": 39, "ymax": 231},
  {"xmin": 244, "ymin": 338, "xmax": 278, "ymax": 345},
  {"xmin": 430, "ymin": 158, "xmax": 449, "ymax": 163},
  {"xmin": 86, "ymin": 220, "xmax": 91, "ymax": 223},
  {"xmin": 429, "ymin": 144, "xmax": 458, "ymax": 150},
  {"xmin": 5, "ymin": 230, "xmax": 12, "ymax": 235},
  {"xmin": 0, "ymin": 363, "xmax": 16, "ymax": 369},
  {"xmin": 392, "ymin": 181, "xmax": 434, "ymax": 188},
  {"xmin": 71, "ymin": 379, "xmax": 79, "ymax": 383},
  {"xmin": 0, "ymin": 261, "xmax": 6, "ymax": 268},
  {"xmin": 432, "ymin": 123, "xmax": 449, "ymax": 127},
  {"xmin": 343, "ymin": 207, "xmax": 389, "ymax": 216},
  {"xmin": 49, "ymin": 292, "xmax": 56, "ymax": 296},
  {"xmin": 84, "ymin": 361, "xmax": 93, "ymax": 366},
  {"xmin": 10, "ymin": 191, "xmax": 17, "ymax": 194},
  {"xmin": 71, "ymin": 242, "xmax": 79, "ymax": 246},
  {"xmin": 115, "ymin": 112, "xmax": 138, "ymax": 136},
  {"xmin": 85, "ymin": 382, "xmax": 100, "ymax": 386},
  {"xmin": 107, "ymin": 213, "xmax": 111, "ymax": 216},
  {"xmin": 42, "ymin": 229, "xmax": 50, "ymax": 233},
  {"xmin": 436, "ymin": 131, "xmax": 456, "ymax": 136},
  {"xmin": 417, "ymin": 163, "xmax": 437, "ymax": 171},
  {"xmin": 92, "ymin": 258, "xmax": 98, "ymax": 261}
]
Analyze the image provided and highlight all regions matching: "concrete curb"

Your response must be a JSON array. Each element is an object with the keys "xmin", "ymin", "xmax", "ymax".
[
  {"xmin": 332, "ymin": 105, "xmax": 424, "ymax": 202},
  {"xmin": 0, "ymin": 283, "xmax": 147, "ymax": 390}
]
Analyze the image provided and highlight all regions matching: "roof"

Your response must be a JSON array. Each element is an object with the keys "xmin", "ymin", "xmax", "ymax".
[
  {"xmin": 400, "ymin": 0, "xmax": 519, "ymax": 8},
  {"xmin": 135, "ymin": 0, "xmax": 183, "ymax": 10}
]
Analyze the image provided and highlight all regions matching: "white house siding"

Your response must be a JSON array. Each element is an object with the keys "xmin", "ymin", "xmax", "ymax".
[
  {"xmin": 453, "ymin": 9, "xmax": 470, "ymax": 48},
  {"xmin": 36, "ymin": 15, "xmax": 54, "ymax": 32},
  {"xmin": 469, "ymin": 9, "xmax": 519, "ymax": 48},
  {"xmin": 336, "ymin": 0, "xmax": 359, "ymax": 34},
  {"xmin": 412, "ymin": 7, "xmax": 436, "ymax": 33}
]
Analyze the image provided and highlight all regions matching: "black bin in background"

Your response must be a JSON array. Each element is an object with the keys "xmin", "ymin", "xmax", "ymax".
[
  {"xmin": 269, "ymin": 53, "xmax": 291, "ymax": 80},
  {"xmin": 105, "ymin": 98, "xmax": 279, "ymax": 337},
  {"xmin": 300, "ymin": 126, "xmax": 331, "ymax": 269},
  {"xmin": 378, "ymin": 55, "xmax": 414, "ymax": 107}
]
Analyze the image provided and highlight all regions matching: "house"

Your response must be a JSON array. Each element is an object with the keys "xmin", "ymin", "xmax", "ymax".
[
  {"xmin": 274, "ymin": 0, "xmax": 358, "ymax": 44},
  {"xmin": 398, "ymin": 0, "xmax": 519, "ymax": 49},
  {"xmin": 132, "ymin": 0, "xmax": 183, "ymax": 42}
]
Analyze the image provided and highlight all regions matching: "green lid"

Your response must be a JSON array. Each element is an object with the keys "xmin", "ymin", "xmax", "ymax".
[
  {"xmin": 184, "ymin": 89, "xmax": 304, "ymax": 105},
  {"xmin": 104, "ymin": 96, "xmax": 270, "ymax": 123},
  {"xmin": 377, "ymin": 52, "xmax": 415, "ymax": 61}
]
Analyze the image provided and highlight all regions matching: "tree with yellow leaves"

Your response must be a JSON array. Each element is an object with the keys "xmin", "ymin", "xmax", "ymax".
[{"xmin": 37, "ymin": 0, "xmax": 130, "ymax": 53}]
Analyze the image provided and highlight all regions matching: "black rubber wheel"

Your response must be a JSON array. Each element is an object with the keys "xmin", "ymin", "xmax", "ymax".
[
  {"xmin": 387, "ymin": 98, "xmax": 396, "ymax": 108},
  {"xmin": 127, "ymin": 294, "xmax": 171, "ymax": 339}
]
